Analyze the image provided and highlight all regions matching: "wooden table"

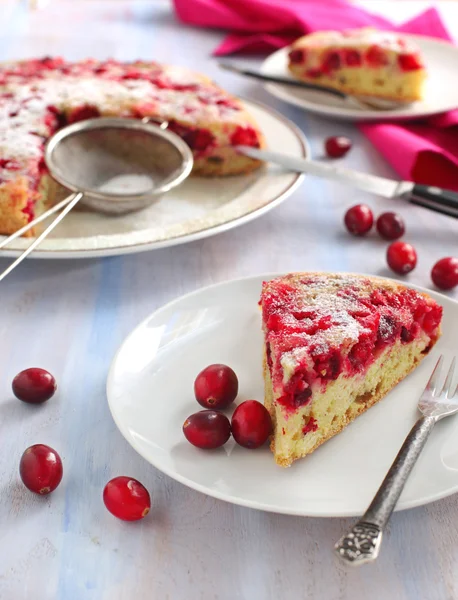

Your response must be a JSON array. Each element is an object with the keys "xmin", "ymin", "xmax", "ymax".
[{"xmin": 0, "ymin": 2, "xmax": 457, "ymax": 599}]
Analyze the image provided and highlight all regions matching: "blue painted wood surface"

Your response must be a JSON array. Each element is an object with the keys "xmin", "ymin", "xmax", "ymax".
[{"xmin": 0, "ymin": 2, "xmax": 457, "ymax": 599}]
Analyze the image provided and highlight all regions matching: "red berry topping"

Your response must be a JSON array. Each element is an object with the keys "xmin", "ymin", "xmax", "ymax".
[
  {"xmin": 231, "ymin": 400, "xmax": 272, "ymax": 449},
  {"xmin": 344, "ymin": 204, "xmax": 374, "ymax": 236},
  {"xmin": 194, "ymin": 364, "xmax": 238, "ymax": 409},
  {"xmin": 103, "ymin": 476, "xmax": 151, "ymax": 521},
  {"xmin": 183, "ymin": 410, "xmax": 231, "ymax": 449},
  {"xmin": 398, "ymin": 53, "xmax": 423, "ymax": 72},
  {"xmin": 288, "ymin": 49, "xmax": 305, "ymax": 64},
  {"xmin": 183, "ymin": 128, "xmax": 215, "ymax": 152},
  {"xmin": 302, "ymin": 417, "xmax": 318, "ymax": 435},
  {"xmin": 365, "ymin": 45, "xmax": 389, "ymax": 67},
  {"xmin": 325, "ymin": 136, "xmax": 352, "ymax": 158},
  {"xmin": 12, "ymin": 368, "xmax": 57, "ymax": 404},
  {"xmin": 305, "ymin": 68, "xmax": 322, "ymax": 79},
  {"xmin": 387, "ymin": 241, "xmax": 417, "ymax": 275},
  {"xmin": 376, "ymin": 212, "xmax": 405, "ymax": 240},
  {"xmin": 322, "ymin": 51, "xmax": 341, "ymax": 73},
  {"xmin": 67, "ymin": 104, "xmax": 100, "ymax": 124},
  {"xmin": 19, "ymin": 444, "xmax": 63, "ymax": 495},
  {"xmin": 431, "ymin": 257, "xmax": 458, "ymax": 290},
  {"xmin": 230, "ymin": 126, "xmax": 260, "ymax": 147},
  {"xmin": 344, "ymin": 49, "xmax": 362, "ymax": 67}
]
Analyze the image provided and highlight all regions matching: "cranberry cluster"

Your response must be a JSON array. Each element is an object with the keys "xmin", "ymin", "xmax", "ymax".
[
  {"xmin": 13, "ymin": 368, "xmax": 150, "ymax": 521},
  {"xmin": 344, "ymin": 204, "xmax": 458, "ymax": 290},
  {"xmin": 184, "ymin": 364, "xmax": 272, "ymax": 450}
]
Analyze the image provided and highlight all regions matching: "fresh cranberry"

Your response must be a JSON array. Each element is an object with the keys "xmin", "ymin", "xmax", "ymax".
[
  {"xmin": 231, "ymin": 400, "xmax": 272, "ymax": 449},
  {"xmin": 183, "ymin": 128, "xmax": 215, "ymax": 152},
  {"xmin": 67, "ymin": 105, "xmax": 100, "ymax": 124},
  {"xmin": 19, "ymin": 444, "xmax": 63, "ymax": 495},
  {"xmin": 431, "ymin": 257, "xmax": 458, "ymax": 290},
  {"xmin": 387, "ymin": 241, "xmax": 417, "ymax": 275},
  {"xmin": 194, "ymin": 364, "xmax": 238, "ymax": 409},
  {"xmin": 325, "ymin": 136, "xmax": 352, "ymax": 158},
  {"xmin": 376, "ymin": 212, "xmax": 405, "ymax": 240},
  {"xmin": 398, "ymin": 53, "xmax": 423, "ymax": 72},
  {"xmin": 103, "ymin": 476, "xmax": 151, "ymax": 521},
  {"xmin": 344, "ymin": 49, "xmax": 362, "ymax": 67},
  {"xmin": 322, "ymin": 51, "xmax": 341, "ymax": 73},
  {"xmin": 183, "ymin": 410, "xmax": 231, "ymax": 449},
  {"xmin": 230, "ymin": 126, "xmax": 260, "ymax": 147},
  {"xmin": 344, "ymin": 204, "xmax": 374, "ymax": 236},
  {"xmin": 289, "ymin": 49, "xmax": 305, "ymax": 64},
  {"xmin": 12, "ymin": 368, "xmax": 56, "ymax": 404}
]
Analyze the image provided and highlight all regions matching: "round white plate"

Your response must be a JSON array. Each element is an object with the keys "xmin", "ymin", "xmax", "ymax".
[
  {"xmin": 0, "ymin": 100, "xmax": 307, "ymax": 259},
  {"xmin": 261, "ymin": 34, "xmax": 458, "ymax": 121},
  {"xmin": 107, "ymin": 274, "xmax": 458, "ymax": 518}
]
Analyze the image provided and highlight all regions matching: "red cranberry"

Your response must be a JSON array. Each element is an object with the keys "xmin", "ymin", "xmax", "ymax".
[
  {"xmin": 231, "ymin": 400, "xmax": 272, "ymax": 449},
  {"xmin": 194, "ymin": 364, "xmax": 238, "ymax": 409},
  {"xmin": 305, "ymin": 69, "xmax": 322, "ymax": 79},
  {"xmin": 387, "ymin": 241, "xmax": 417, "ymax": 275},
  {"xmin": 103, "ymin": 476, "xmax": 151, "ymax": 521},
  {"xmin": 344, "ymin": 204, "xmax": 374, "ymax": 236},
  {"xmin": 398, "ymin": 53, "xmax": 423, "ymax": 72},
  {"xmin": 183, "ymin": 128, "xmax": 215, "ymax": 152},
  {"xmin": 19, "ymin": 444, "xmax": 63, "ymax": 495},
  {"xmin": 344, "ymin": 49, "xmax": 362, "ymax": 67},
  {"xmin": 365, "ymin": 45, "xmax": 389, "ymax": 67},
  {"xmin": 376, "ymin": 212, "xmax": 405, "ymax": 240},
  {"xmin": 288, "ymin": 49, "xmax": 305, "ymax": 64},
  {"xmin": 230, "ymin": 126, "xmax": 260, "ymax": 147},
  {"xmin": 183, "ymin": 410, "xmax": 231, "ymax": 449},
  {"xmin": 322, "ymin": 51, "xmax": 341, "ymax": 73},
  {"xmin": 67, "ymin": 104, "xmax": 100, "ymax": 124},
  {"xmin": 12, "ymin": 368, "xmax": 56, "ymax": 404},
  {"xmin": 325, "ymin": 136, "xmax": 352, "ymax": 158},
  {"xmin": 302, "ymin": 417, "xmax": 318, "ymax": 435},
  {"xmin": 431, "ymin": 257, "xmax": 458, "ymax": 290}
]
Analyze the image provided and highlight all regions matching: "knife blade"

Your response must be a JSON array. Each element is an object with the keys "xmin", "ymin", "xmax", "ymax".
[
  {"xmin": 237, "ymin": 146, "xmax": 412, "ymax": 198},
  {"xmin": 236, "ymin": 146, "xmax": 458, "ymax": 218}
]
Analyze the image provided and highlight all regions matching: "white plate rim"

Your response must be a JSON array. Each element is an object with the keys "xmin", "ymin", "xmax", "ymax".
[
  {"xmin": 260, "ymin": 33, "xmax": 458, "ymax": 122},
  {"xmin": 106, "ymin": 272, "xmax": 458, "ymax": 518},
  {"xmin": 0, "ymin": 99, "xmax": 309, "ymax": 260}
]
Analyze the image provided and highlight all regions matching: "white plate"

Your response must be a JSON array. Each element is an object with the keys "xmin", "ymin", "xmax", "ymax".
[
  {"xmin": 261, "ymin": 34, "xmax": 458, "ymax": 121},
  {"xmin": 0, "ymin": 100, "xmax": 307, "ymax": 259},
  {"xmin": 107, "ymin": 274, "xmax": 458, "ymax": 518}
]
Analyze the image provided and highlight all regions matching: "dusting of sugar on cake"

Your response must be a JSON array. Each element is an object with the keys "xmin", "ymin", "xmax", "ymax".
[
  {"xmin": 260, "ymin": 273, "xmax": 443, "ymax": 408},
  {"xmin": 294, "ymin": 28, "xmax": 419, "ymax": 53},
  {"xmin": 0, "ymin": 58, "xmax": 259, "ymax": 186}
]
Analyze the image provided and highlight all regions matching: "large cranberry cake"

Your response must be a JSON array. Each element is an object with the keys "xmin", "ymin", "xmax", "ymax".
[
  {"xmin": 0, "ymin": 57, "xmax": 265, "ymax": 236},
  {"xmin": 260, "ymin": 273, "xmax": 442, "ymax": 467},
  {"xmin": 288, "ymin": 28, "xmax": 426, "ymax": 102}
]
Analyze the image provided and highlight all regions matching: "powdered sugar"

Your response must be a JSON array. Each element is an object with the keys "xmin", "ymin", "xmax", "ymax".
[
  {"xmin": 295, "ymin": 28, "xmax": 419, "ymax": 54},
  {"xmin": 0, "ymin": 58, "xmax": 251, "ymax": 184}
]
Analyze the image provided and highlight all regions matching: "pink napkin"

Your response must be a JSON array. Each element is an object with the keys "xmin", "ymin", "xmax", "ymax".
[{"xmin": 173, "ymin": 0, "xmax": 458, "ymax": 191}]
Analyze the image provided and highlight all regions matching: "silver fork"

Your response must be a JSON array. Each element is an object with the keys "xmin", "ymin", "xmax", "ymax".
[{"xmin": 335, "ymin": 355, "xmax": 458, "ymax": 566}]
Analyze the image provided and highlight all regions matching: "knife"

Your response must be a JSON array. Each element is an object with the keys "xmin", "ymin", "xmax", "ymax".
[{"xmin": 236, "ymin": 146, "xmax": 458, "ymax": 219}]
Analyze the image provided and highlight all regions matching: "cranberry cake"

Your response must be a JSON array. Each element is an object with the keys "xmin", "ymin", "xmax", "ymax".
[
  {"xmin": 261, "ymin": 273, "xmax": 442, "ymax": 467},
  {"xmin": 0, "ymin": 57, "xmax": 265, "ymax": 236},
  {"xmin": 288, "ymin": 28, "xmax": 426, "ymax": 102}
]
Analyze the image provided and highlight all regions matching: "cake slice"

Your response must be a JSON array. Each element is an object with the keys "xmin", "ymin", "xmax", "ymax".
[
  {"xmin": 287, "ymin": 28, "xmax": 426, "ymax": 102},
  {"xmin": 260, "ymin": 273, "xmax": 442, "ymax": 467},
  {"xmin": 0, "ymin": 57, "xmax": 265, "ymax": 236}
]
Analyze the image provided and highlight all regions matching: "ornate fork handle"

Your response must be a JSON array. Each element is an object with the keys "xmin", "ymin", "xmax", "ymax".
[{"xmin": 335, "ymin": 414, "xmax": 436, "ymax": 566}]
